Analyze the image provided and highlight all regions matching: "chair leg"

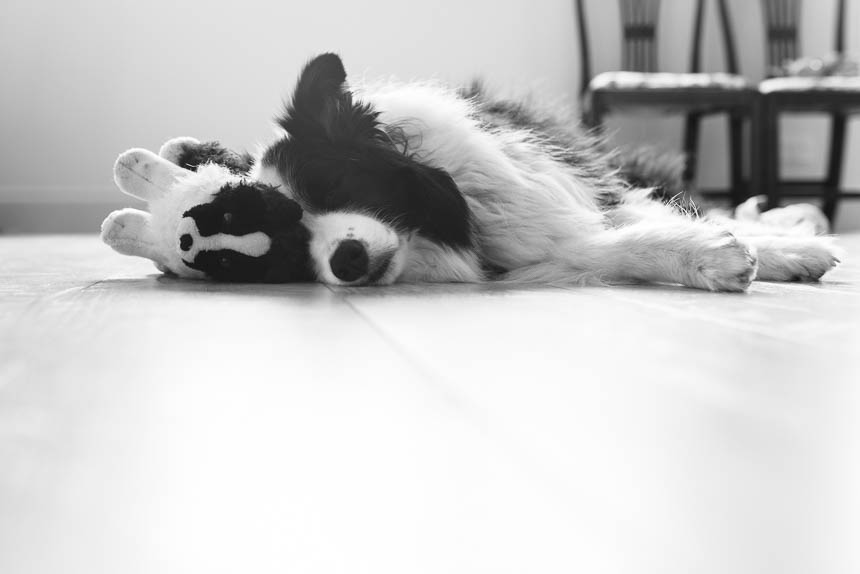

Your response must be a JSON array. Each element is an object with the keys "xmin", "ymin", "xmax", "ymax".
[
  {"xmin": 762, "ymin": 99, "xmax": 781, "ymax": 211},
  {"xmin": 581, "ymin": 92, "xmax": 605, "ymax": 131},
  {"xmin": 728, "ymin": 113, "xmax": 744, "ymax": 207},
  {"xmin": 823, "ymin": 113, "xmax": 847, "ymax": 223},
  {"xmin": 589, "ymin": 107, "xmax": 605, "ymax": 131},
  {"xmin": 682, "ymin": 113, "xmax": 702, "ymax": 188},
  {"xmin": 748, "ymin": 97, "xmax": 763, "ymax": 203}
]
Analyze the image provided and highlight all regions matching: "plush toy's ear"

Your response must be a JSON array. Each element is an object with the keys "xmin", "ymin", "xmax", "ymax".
[
  {"xmin": 101, "ymin": 208, "xmax": 169, "ymax": 271},
  {"xmin": 158, "ymin": 136, "xmax": 201, "ymax": 165},
  {"xmin": 114, "ymin": 148, "xmax": 190, "ymax": 203},
  {"xmin": 159, "ymin": 136, "xmax": 255, "ymax": 175}
]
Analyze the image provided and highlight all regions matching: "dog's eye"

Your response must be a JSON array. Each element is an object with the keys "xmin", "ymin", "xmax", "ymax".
[{"xmin": 223, "ymin": 212, "xmax": 233, "ymax": 225}]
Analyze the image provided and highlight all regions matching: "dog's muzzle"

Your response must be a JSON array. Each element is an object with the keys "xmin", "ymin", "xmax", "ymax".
[
  {"xmin": 329, "ymin": 239, "xmax": 369, "ymax": 282},
  {"xmin": 328, "ymin": 239, "xmax": 395, "ymax": 284}
]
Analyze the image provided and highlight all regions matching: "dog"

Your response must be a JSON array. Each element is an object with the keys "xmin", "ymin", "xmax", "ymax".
[{"xmin": 162, "ymin": 52, "xmax": 840, "ymax": 291}]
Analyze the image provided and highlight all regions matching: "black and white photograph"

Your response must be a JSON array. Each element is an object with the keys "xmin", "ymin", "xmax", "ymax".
[{"xmin": 1, "ymin": 0, "xmax": 858, "ymax": 572}]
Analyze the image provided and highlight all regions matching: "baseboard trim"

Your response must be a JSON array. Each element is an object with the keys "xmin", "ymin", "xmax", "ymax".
[
  {"xmin": 0, "ymin": 202, "xmax": 134, "ymax": 234},
  {"xmin": 0, "ymin": 185, "xmax": 118, "ymax": 204}
]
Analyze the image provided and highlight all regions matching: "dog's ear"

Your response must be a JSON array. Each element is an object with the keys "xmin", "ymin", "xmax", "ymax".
[
  {"xmin": 291, "ymin": 53, "xmax": 347, "ymax": 122},
  {"xmin": 279, "ymin": 53, "xmax": 348, "ymax": 139},
  {"xmin": 278, "ymin": 53, "xmax": 381, "ymax": 142},
  {"xmin": 394, "ymin": 164, "xmax": 474, "ymax": 249}
]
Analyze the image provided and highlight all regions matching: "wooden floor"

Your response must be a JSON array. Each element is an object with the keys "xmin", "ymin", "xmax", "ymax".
[{"xmin": 1, "ymin": 234, "xmax": 859, "ymax": 574}]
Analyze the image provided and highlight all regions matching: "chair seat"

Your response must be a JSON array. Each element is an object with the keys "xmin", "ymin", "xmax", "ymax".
[
  {"xmin": 589, "ymin": 71, "xmax": 749, "ymax": 91},
  {"xmin": 759, "ymin": 76, "xmax": 860, "ymax": 94}
]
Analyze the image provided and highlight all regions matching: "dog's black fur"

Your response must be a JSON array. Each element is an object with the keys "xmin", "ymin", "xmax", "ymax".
[{"xmin": 259, "ymin": 54, "xmax": 475, "ymax": 249}]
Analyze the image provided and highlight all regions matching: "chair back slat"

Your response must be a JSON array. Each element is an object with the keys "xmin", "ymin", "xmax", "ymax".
[
  {"xmin": 835, "ymin": 0, "xmax": 846, "ymax": 53},
  {"xmin": 761, "ymin": 0, "xmax": 849, "ymax": 76},
  {"xmin": 761, "ymin": 0, "xmax": 800, "ymax": 75},
  {"xmin": 574, "ymin": 0, "xmax": 743, "ymax": 93},
  {"xmin": 716, "ymin": 0, "xmax": 740, "ymax": 74},
  {"xmin": 575, "ymin": 0, "xmax": 592, "ymax": 97},
  {"xmin": 619, "ymin": 0, "xmax": 661, "ymax": 72},
  {"xmin": 689, "ymin": 0, "xmax": 706, "ymax": 73}
]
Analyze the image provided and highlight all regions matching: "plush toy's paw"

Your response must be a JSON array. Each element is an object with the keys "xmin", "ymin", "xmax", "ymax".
[
  {"xmin": 101, "ymin": 208, "xmax": 173, "ymax": 273},
  {"xmin": 101, "ymin": 208, "xmax": 151, "ymax": 255},
  {"xmin": 159, "ymin": 137, "xmax": 201, "ymax": 165},
  {"xmin": 114, "ymin": 148, "xmax": 189, "ymax": 202}
]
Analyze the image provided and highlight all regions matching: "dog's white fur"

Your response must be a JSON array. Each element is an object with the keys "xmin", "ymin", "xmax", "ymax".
[{"xmin": 254, "ymin": 81, "xmax": 839, "ymax": 290}]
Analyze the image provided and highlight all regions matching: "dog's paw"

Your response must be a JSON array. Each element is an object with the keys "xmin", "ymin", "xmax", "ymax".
[
  {"xmin": 759, "ymin": 204, "xmax": 830, "ymax": 235},
  {"xmin": 752, "ymin": 236, "xmax": 841, "ymax": 281},
  {"xmin": 686, "ymin": 231, "xmax": 758, "ymax": 292}
]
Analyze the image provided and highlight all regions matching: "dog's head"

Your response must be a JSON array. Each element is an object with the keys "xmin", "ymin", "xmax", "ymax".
[
  {"xmin": 104, "ymin": 151, "xmax": 314, "ymax": 283},
  {"xmin": 262, "ymin": 53, "xmax": 474, "ymax": 285}
]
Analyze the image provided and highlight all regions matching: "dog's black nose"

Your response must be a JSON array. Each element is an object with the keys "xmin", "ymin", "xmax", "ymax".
[
  {"xmin": 179, "ymin": 234, "xmax": 193, "ymax": 251},
  {"xmin": 330, "ymin": 239, "xmax": 368, "ymax": 282}
]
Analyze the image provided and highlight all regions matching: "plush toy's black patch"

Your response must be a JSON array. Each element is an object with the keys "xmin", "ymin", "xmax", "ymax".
[
  {"xmin": 183, "ymin": 182, "xmax": 301, "ymax": 237},
  {"xmin": 262, "ymin": 53, "xmax": 474, "ymax": 249},
  {"xmin": 181, "ymin": 182, "xmax": 314, "ymax": 282},
  {"xmin": 176, "ymin": 141, "xmax": 255, "ymax": 175}
]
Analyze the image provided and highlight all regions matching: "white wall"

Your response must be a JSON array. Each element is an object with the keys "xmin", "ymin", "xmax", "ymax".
[
  {"xmin": 0, "ymin": 0, "xmax": 580, "ymax": 206},
  {"xmin": 1, "ymin": 0, "xmax": 858, "ymax": 230}
]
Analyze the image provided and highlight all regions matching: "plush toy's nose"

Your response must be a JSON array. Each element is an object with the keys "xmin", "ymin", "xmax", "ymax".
[
  {"xmin": 180, "ymin": 234, "xmax": 193, "ymax": 252},
  {"xmin": 329, "ymin": 239, "xmax": 368, "ymax": 282}
]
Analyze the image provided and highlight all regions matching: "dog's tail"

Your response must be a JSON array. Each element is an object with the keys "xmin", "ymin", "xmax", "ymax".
[{"xmin": 461, "ymin": 80, "xmax": 702, "ymax": 214}]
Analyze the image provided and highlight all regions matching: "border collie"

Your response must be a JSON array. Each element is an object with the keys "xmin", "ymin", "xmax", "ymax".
[{"xmin": 164, "ymin": 53, "xmax": 840, "ymax": 291}]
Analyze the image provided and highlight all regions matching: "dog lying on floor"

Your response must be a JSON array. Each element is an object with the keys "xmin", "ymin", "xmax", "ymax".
[{"xmin": 142, "ymin": 52, "xmax": 841, "ymax": 291}]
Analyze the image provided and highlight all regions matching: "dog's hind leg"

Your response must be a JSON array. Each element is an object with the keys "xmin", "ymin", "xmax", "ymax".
[
  {"xmin": 740, "ymin": 235, "xmax": 841, "ymax": 282},
  {"xmin": 705, "ymin": 209, "xmax": 840, "ymax": 281},
  {"xmin": 604, "ymin": 193, "xmax": 840, "ymax": 284}
]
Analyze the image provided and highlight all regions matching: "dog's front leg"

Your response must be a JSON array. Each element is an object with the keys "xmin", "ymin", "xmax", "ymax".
[
  {"xmin": 588, "ymin": 222, "xmax": 760, "ymax": 291},
  {"xmin": 508, "ymin": 221, "xmax": 758, "ymax": 291}
]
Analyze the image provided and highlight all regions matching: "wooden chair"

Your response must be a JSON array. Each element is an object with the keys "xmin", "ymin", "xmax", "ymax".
[
  {"xmin": 760, "ymin": 0, "xmax": 860, "ymax": 223},
  {"xmin": 575, "ymin": 0, "xmax": 761, "ymax": 206}
]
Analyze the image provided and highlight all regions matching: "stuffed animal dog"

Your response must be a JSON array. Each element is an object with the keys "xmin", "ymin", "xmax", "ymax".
[{"xmin": 101, "ymin": 138, "xmax": 314, "ymax": 282}]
